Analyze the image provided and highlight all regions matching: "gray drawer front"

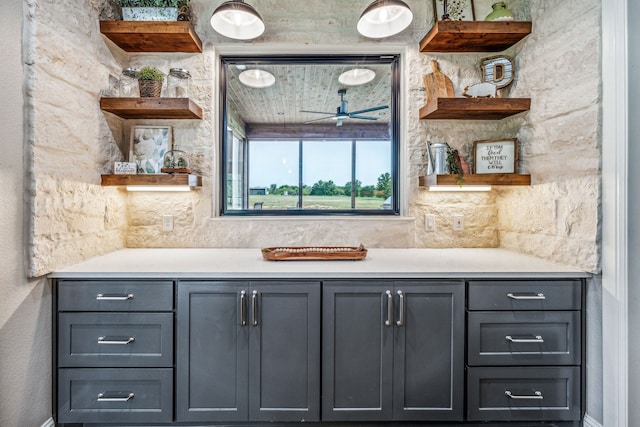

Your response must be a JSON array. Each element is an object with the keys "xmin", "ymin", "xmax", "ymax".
[
  {"xmin": 467, "ymin": 366, "xmax": 581, "ymax": 421},
  {"xmin": 58, "ymin": 280, "xmax": 173, "ymax": 311},
  {"xmin": 58, "ymin": 313, "xmax": 173, "ymax": 367},
  {"xmin": 468, "ymin": 311, "xmax": 580, "ymax": 366},
  {"xmin": 57, "ymin": 368, "xmax": 173, "ymax": 424},
  {"xmin": 467, "ymin": 280, "xmax": 581, "ymax": 311}
]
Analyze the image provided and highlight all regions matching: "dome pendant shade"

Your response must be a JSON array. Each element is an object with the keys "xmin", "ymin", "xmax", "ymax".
[
  {"xmin": 210, "ymin": 1, "xmax": 265, "ymax": 40},
  {"xmin": 357, "ymin": 0, "xmax": 413, "ymax": 38}
]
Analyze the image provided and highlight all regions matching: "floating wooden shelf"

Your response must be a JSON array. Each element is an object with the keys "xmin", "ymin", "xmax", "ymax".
[
  {"xmin": 101, "ymin": 174, "xmax": 202, "ymax": 188},
  {"xmin": 419, "ymin": 21, "xmax": 532, "ymax": 52},
  {"xmin": 100, "ymin": 97, "xmax": 203, "ymax": 119},
  {"xmin": 419, "ymin": 97, "xmax": 530, "ymax": 120},
  {"xmin": 99, "ymin": 21, "xmax": 202, "ymax": 53},
  {"xmin": 419, "ymin": 174, "xmax": 531, "ymax": 187}
]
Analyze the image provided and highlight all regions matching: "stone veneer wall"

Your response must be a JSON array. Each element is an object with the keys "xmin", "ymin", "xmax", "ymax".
[
  {"xmin": 27, "ymin": 0, "xmax": 128, "ymax": 276},
  {"xmin": 495, "ymin": 1, "xmax": 601, "ymax": 272},
  {"xmin": 121, "ymin": 0, "xmax": 600, "ymax": 273},
  {"xmin": 26, "ymin": 0, "xmax": 601, "ymax": 275}
]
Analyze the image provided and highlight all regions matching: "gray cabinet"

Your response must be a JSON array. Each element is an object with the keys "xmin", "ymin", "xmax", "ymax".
[
  {"xmin": 55, "ymin": 280, "xmax": 174, "ymax": 425},
  {"xmin": 176, "ymin": 280, "xmax": 320, "ymax": 423},
  {"xmin": 466, "ymin": 279, "xmax": 583, "ymax": 422},
  {"xmin": 322, "ymin": 280, "xmax": 464, "ymax": 422}
]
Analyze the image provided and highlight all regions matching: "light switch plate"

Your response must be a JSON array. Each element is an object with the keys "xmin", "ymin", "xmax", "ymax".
[{"xmin": 162, "ymin": 215, "xmax": 174, "ymax": 232}]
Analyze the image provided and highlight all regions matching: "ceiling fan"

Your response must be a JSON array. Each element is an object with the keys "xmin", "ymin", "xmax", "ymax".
[{"xmin": 300, "ymin": 89, "xmax": 389, "ymax": 126}]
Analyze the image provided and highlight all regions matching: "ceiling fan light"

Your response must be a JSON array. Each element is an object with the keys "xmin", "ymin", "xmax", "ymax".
[
  {"xmin": 357, "ymin": 0, "xmax": 413, "ymax": 38},
  {"xmin": 338, "ymin": 68, "xmax": 376, "ymax": 86},
  {"xmin": 239, "ymin": 69, "xmax": 275, "ymax": 88},
  {"xmin": 211, "ymin": 1, "xmax": 265, "ymax": 40}
]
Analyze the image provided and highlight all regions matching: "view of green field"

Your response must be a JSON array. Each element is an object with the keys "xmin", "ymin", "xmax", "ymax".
[{"xmin": 249, "ymin": 195, "xmax": 387, "ymax": 210}]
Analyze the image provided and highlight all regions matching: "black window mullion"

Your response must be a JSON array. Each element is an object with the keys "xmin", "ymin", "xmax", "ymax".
[
  {"xmin": 298, "ymin": 140, "xmax": 303, "ymax": 209},
  {"xmin": 351, "ymin": 139, "xmax": 356, "ymax": 209}
]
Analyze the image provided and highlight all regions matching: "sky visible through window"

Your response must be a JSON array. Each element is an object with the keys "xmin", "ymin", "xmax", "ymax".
[{"xmin": 249, "ymin": 140, "xmax": 390, "ymax": 188}]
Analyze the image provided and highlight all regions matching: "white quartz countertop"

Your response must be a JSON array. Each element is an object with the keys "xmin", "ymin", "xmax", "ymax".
[{"xmin": 48, "ymin": 248, "xmax": 589, "ymax": 279}]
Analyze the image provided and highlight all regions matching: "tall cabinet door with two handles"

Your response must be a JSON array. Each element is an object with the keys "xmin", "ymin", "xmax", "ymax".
[
  {"xmin": 322, "ymin": 280, "xmax": 465, "ymax": 422},
  {"xmin": 176, "ymin": 281, "xmax": 320, "ymax": 423}
]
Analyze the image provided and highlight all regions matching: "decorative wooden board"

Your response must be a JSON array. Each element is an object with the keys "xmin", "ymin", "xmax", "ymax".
[
  {"xmin": 423, "ymin": 60, "xmax": 454, "ymax": 105},
  {"xmin": 420, "ymin": 21, "xmax": 532, "ymax": 53},
  {"xmin": 101, "ymin": 174, "xmax": 202, "ymax": 187},
  {"xmin": 100, "ymin": 97, "xmax": 203, "ymax": 119},
  {"xmin": 419, "ymin": 174, "xmax": 531, "ymax": 187},
  {"xmin": 262, "ymin": 245, "xmax": 368, "ymax": 261},
  {"xmin": 419, "ymin": 97, "xmax": 530, "ymax": 120},
  {"xmin": 99, "ymin": 21, "xmax": 202, "ymax": 53}
]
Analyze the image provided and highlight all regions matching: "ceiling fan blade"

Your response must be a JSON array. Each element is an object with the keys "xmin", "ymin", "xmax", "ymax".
[
  {"xmin": 348, "ymin": 105, "xmax": 389, "ymax": 115},
  {"xmin": 304, "ymin": 115, "xmax": 335, "ymax": 124},
  {"xmin": 349, "ymin": 115, "xmax": 378, "ymax": 121},
  {"xmin": 300, "ymin": 109, "xmax": 335, "ymax": 115}
]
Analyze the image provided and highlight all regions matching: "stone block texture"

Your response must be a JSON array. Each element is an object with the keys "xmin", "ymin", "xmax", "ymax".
[{"xmin": 28, "ymin": 0, "xmax": 601, "ymax": 274}]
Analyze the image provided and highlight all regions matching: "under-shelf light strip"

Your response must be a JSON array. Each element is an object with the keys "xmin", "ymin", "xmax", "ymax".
[
  {"xmin": 126, "ymin": 186, "xmax": 193, "ymax": 192},
  {"xmin": 427, "ymin": 186, "xmax": 492, "ymax": 192}
]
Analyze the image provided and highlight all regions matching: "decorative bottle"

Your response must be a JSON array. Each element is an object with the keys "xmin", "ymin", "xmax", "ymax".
[{"xmin": 485, "ymin": 2, "xmax": 514, "ymax": 21}]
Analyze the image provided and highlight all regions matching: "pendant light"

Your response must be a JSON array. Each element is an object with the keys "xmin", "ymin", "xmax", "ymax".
[
  {"xmin": 338, "ymin": 68, "xmax": 376, "ymax": 86},
  {"xmin": 210, "ymin": 0, "xmax": 265, "ymax": 40},
  {"xmin": 357, "ymin": 0, "xmax": 413, "ymax": 38},
  {"xmin": 239, "ymin": 69, "xmax": 275, "ymax": 88}
]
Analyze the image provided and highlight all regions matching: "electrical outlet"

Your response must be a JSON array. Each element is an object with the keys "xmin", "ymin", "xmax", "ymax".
[
  {"xmin": 425, "ymin": 214, "xmax": 436, "ymax": 232},
  {"xmin": 453, "ymin": 214, "xmax": 464, "ymax": 231},
  {"xmin": 162, "ymin": 215, "xmax": 174, "ymax": 232}
]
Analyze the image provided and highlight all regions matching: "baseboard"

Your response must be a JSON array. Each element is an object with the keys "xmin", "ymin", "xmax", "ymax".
[
  {"xmin": 583, "ymin": 414, "xmax": 603, "ymax": 427},
  {"xmin": 40, "ymin": 417, "xmax": 54, "ymax": 427}
]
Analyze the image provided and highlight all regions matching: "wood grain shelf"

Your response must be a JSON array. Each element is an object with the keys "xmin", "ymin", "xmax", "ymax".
[
  {"xmin": 419, "ymin": 97, "xmax": 530, "ymax": 120},
  {"xmin": 100, "ymin": 97, "xmax": 203, "ymax": 119},
  {"xmin": 419, "ymin": 21, "xmax": 532, "ymax": 52},
  {"xmin": 419, "ymin": 174, "xmax": 531, "ymax": 187},
  {"xmin": 101, "ymin": 174, "xmax": 202, "ymax": 188},
  {"xmin": 99, "ymin": 21, "xmax": 202, "ymax": 53}
]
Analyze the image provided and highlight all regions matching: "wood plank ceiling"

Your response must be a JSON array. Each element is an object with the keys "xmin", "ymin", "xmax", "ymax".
[{"xmin": 226, "ymin": 62, "xmax": 392, "ymax": 126}]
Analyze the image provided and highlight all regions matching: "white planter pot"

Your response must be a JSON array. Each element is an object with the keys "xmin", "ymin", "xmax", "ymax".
[{"xmin": 122, "ymin": 7, "xmax": 178, "ymax": 21}]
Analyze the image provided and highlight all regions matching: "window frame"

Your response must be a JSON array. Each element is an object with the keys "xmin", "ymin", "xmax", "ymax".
[{"xmin": 220, "ymin": 54, "xmax": 401, "ymax": 216}]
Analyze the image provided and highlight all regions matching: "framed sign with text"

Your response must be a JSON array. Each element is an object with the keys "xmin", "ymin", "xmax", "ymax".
[{"xmin": 473, "ymin": 138, "xmax": 518, "ymax": 174}]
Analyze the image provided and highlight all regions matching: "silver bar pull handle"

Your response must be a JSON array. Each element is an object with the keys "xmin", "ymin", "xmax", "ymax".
[
  {"xmin": 505, "ymin": 390, "xmax": 543, "ymax": 400},
  {"xmin": 97, "ymin": 336, "xmax": 135, "ymax": 345},
  {"xmin": 97, "ymin": 392, "xmax": 135, "ymax": 402},
  {"xmin": 505, "ymin": 335, "xmax": 544, "ymax": 343},
  {"xmin": 96, "ymin": 293, "xmax": 134, "ymax": 301},
  {"xmin": 252, "ymin": 290, "xmax": 258, "ymax": 326},
  {"xmin": 396, "ymin": 290, "xmax": 405, "ymax": 327},
  {"xmin": 506, "ymin": 292, "xmax": 546, "ymax": 300},
  {"xmin": 385, "ymin": 290, "xmax": 393, "ymax": 326},
  {"xmin": 240, "ymin": 290, "xmax": 247, "ymax": 326}
]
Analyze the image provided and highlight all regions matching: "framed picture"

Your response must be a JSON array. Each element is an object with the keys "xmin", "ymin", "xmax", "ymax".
[
  {"xmin": 129, "ymin": 126, "xmax": 172, "ymax": 174},
  {"xmin": 473, "ymin": 138, "xmax": 518, "ymax": 174},
  {"xmin": 433, "ymin": 0, "xmax": 475, "ymax": 22}
]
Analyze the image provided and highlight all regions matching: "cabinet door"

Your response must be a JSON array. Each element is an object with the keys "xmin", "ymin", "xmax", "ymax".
[
  {"xmin": 176, "ymin": 282, "xmax": 249, "ymax": 422},
  {"xmin": 392, "ymin": 281, "xmax": 465, "ymax": 421},
  {"xmin": 248, "ymin": 281, "xmax": 320, "ymax": 422},
  {"xmin": 322, "ymin": 282, "xmax": 394, "ymax": 421}
]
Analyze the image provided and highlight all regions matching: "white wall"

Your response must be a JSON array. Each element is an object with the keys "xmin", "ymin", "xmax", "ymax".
[
  {"xmin": 627, "ymin": 0, "xmax": 640, "ymax": 421},
  {"xmin": 0, "ymin": 1, "xmax": 52, "ymax": 425}
]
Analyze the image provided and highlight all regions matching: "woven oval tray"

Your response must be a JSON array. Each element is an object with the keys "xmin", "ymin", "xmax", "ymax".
[{"xmin": 261, "ymin": 244, "xmax": 367, "ymax": 261}]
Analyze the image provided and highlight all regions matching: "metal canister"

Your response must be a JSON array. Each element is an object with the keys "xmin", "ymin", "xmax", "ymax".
[
  {"xmin": 426, "ymin": 142, "xmax": 449, "ymax": 175},
  {"xmin": 167, "ymin": 67, "xmax": 191, "ymax": 98},
  {"xmin": 118, "ymin": 67, "xmax": 139, "ymax": 97}
]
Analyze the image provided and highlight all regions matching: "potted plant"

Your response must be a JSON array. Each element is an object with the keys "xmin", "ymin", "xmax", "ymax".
[
  {"xmin": 137, "ymin": 66, "xmax": 164, "ymax": 97},
  {"xmin": 116, "ymin": 0, "xmax": 189, "ymax": 22}
]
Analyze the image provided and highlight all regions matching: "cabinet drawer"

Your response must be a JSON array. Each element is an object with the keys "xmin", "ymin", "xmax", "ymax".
[
  {"xmin": 57, "ymin": 368, "xmax": 173, "ymax": 424},
  {"xmin": 58, "ymin": 280, "xmax": 173, "ymax": 311},
  {"xmin": 58, "ymin": 313, "xmax": 173, "ymax": 367},
  {"xmin": 467, "ymin": 366, "xmax": 580, "ymax": 421},
  {"xmin": 468, "ymin": 311, "xmax": 580, "ymax": 366},
  {"xmin": 467, "ymin": 280, "xmax": 581, "ymax": 311}
]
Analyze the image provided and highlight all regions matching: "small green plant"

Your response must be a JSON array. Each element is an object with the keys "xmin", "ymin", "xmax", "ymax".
[
  {"xmin": 445, "ymin": 142, "xmax": 465, "ymax": 186},
  {"xmin": 137, "ymin": 66, "xmax": 164, "ymax": 81},
  {"xmin": 116, "ymin": 0, "xmax": 188, "ymax": 8}
]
